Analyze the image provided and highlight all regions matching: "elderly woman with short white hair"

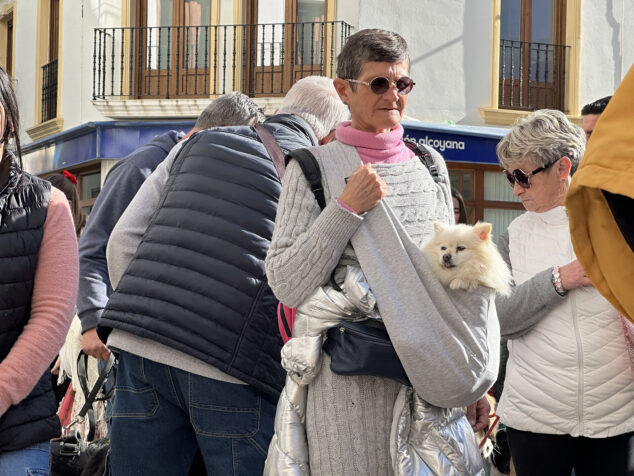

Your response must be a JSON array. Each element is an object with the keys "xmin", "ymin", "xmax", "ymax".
[{"xmin": 495, "ymin": 109, "xmax": 634, "ymax": 476}]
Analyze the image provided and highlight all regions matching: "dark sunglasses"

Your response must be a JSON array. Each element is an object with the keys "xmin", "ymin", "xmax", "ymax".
[
  {"xmin": 503, "ymin": 161, "xmax": 556, "ymax": 188},
  {"xmin": 346, "ymin": 76, "xmax": 415, "ymax": 95}
]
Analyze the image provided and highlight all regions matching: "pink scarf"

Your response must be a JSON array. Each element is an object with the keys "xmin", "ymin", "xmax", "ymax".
[{"xmin": 335, "ymin": 121, "xmax": 414, "ymax": 164}]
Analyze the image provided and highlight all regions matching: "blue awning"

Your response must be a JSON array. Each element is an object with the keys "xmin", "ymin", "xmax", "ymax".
[
  {"xmin": 402, "ymin": 121, "xmax": 509, "ymax": 165},
  {"xmin": 22, "ymin": 119, "xmax": 509, "ymax": 175},
  {"xmin": 22, "ymin": 120, "xmax": 196, "ymax": 175}
]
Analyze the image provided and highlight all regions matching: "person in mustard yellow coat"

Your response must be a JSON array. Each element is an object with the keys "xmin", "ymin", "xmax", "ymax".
[{"xmin": 567, "ymin": 66, "xmax": 634, "ymax": 323}]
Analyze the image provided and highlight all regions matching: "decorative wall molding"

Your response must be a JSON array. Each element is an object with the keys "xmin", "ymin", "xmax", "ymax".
[{"xmin": 26, "ymin": 117, "xmax": 64, "ymax": 140}]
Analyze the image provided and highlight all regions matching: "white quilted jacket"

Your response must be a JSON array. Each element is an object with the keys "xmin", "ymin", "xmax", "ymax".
[{"xmin": 498, "ymin": 206, "xmax": 634, "ymax": 437}]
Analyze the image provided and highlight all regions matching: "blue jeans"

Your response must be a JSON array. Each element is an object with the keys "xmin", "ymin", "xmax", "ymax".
[
  {"xmin": 109, "ymin": 351, "xmax": 276, "ymax": 476},
  {"xmin": 0, "ymin": 441, "xmax": 50, "ymax": 476}
]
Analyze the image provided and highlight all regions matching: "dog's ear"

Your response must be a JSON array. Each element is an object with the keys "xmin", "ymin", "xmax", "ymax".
[
  {"xmin": 433, "ymin": 221, "xmax": 446, "ymax": 233},
  {"xmin": 473, "ymin": 222, "xmax": 492, "ymax": 241}
]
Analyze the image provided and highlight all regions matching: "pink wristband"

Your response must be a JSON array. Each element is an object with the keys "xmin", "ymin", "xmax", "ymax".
[{"xmin": 337, "ymin": 198, "xmax": 358, "ymax": 215}]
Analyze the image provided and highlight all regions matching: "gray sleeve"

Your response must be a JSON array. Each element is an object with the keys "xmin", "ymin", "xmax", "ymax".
[
  {"xmin": 76, "ymin": 160, "xmax": 151, "ymax": 332},
  {"xmin": 265, "ymin": 160, "xmax": 364, "ymax": 308},
  {"xmin": 106, "ymin": 142, "xmax": 183, "ymax": 288},
  {"xmin": 495, "ymin": 230, "xmax": 565, "ymax": 338}
]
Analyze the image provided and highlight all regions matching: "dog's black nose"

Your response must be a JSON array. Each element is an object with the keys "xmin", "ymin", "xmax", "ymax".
[{"xmin": 443, "ymin": 253, "xmax": 452, "ymax": 263}]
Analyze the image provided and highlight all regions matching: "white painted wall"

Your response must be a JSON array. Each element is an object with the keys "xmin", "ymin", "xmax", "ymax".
[
  {"xmin": 9, "ymin": 0, "xmax": 39, "ymax": 145},
  {"xmin": 579, "ymin": 0, "xmax": 634, "ymax": 107},
  {"xmin": 60, "ymin": 0, "xmax": 113, "ymax": 129},
  {"xmin": 355, "ymin": 0, "xmax": 493, "ymax": 125}
]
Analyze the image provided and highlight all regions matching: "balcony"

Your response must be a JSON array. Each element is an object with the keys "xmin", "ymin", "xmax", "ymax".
[
  {"xmin": 93, "ymin": 21, "xmax": 352, "ymax": 102},
  {"xmin": 498, "ymin": 39, "xmax": 570, "ymax": 112}
]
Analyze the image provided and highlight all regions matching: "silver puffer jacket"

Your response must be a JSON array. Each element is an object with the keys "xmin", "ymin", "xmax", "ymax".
[{"xmin": 264, "ymin": 266, "xmax": 484, "ymax": 476}]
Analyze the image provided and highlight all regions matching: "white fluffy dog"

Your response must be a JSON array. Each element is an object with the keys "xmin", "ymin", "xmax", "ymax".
[{"xmin": 422, "ymin": 222, "xmax": 512, "ymax": 296}]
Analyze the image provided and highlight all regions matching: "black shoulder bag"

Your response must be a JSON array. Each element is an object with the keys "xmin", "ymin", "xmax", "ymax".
[
  {"xmin": 286, "ymin": 142, "xmax": 439, "ymax": 386},
  {"xmin": 49, "ymin": 352, "xmax": 115, "ymax": 476}
]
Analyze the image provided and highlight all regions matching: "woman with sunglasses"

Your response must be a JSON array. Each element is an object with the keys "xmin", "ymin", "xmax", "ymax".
[
  {"xmin": 0, "ymin": 66, "xmax": 78, "ymax": 472},
  {"xmin": 494, "ymin": 109, "xmax": 634, "ymax": 475},
  {"xmin": 266, "ymin": 29, "xmax": 499, "ymax": 475}
]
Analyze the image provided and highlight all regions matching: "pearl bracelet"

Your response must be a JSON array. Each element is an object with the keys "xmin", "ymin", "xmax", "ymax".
[{"xmin": 551, "ymin": 266, "xmax": 567, "ymax": 296}]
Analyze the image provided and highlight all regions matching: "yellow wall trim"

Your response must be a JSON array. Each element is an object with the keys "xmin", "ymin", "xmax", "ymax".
[
  {"xmin": 26, "ymin": 117, "xmax": 64, "ymax": 140},
  {"xmin": 479, "ymin": 107, "xmax": 582, "ymax": 127},
  {"xmin": 487, "ymin": 0, "xmax": 581, "ymax": 116},
  {"xmin": 0, "ymin": 4, "xmax": 14, "ymax": 72}
]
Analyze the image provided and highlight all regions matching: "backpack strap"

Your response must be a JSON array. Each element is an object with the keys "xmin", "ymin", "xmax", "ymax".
[
  {"xmin": 254, "ymin": 125, "xmax": 286, "ymax": 181},
  {"xmin": 404, "ymin": 140, "xmax": 440, "ymax": 182},
  {"xmin": 285, "ymin": 148, "xmax": 326, "ymax": 210}
]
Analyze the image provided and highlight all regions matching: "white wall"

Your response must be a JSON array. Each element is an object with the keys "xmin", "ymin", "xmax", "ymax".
[
  {"xmin": 9, "ymin": 0, "xmax": 39, "ymax": 146},
  {"xmin": 579, "ymin": 0, "xmax": 634, "ymax": 107},
  {"xmin": 355, "ymin": 0, "xmax": 493, "ymax": 125},
  {"xmin": 65, "ymin": 0, "xmax": 120, "ymax": 128}
]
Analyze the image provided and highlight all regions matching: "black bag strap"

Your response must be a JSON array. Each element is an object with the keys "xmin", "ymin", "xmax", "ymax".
[
  {"xmin": 255, "ymin": 125, "xmax": 286, "ymax": 181},
  {"xmin": 74, "ymin": 351, "xmax": 116, "ymax": 440},
  {"xmin": 403, "ymin": 140, "xmax": 439, "ymax": 182},
  {"xmin": 285, "ymin": 148, "xmax": 326, "ymax": 210},
  {"xmin": 279, "ymin": 305, "xmax": 292, "ymax": 337}
]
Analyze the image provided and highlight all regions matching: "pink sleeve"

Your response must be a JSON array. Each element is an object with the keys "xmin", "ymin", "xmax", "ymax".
[
  {"xmin": 0, "ymin": 187, "xmax": 79, "ymax": 416},
  {"xmin": 336, "ymin": 198, "xmax": 359, "ymax": 215}
]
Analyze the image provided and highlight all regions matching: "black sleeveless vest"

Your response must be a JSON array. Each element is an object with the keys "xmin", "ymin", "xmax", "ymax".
[
  {"xmin": 100, "ymin": 116, "xmax": 318, "ymax": 397},
  {"xmin": 0, "ymin": 157, "xmax": 59, "ymax": 451}
]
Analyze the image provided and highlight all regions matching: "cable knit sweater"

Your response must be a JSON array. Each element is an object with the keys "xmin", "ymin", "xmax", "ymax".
[{"xmin": 265, "ymin": 127, "xmax": 465, "ymax": 475}]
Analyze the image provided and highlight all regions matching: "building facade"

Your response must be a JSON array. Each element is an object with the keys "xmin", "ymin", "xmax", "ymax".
[{"xmin": 1, "ymin": 0, "xmax": 632, "ymax": 234}]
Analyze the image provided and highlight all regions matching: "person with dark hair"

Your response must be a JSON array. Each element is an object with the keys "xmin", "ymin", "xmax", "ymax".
[
  {"xmin": 581, "ymin": 95, "xmax": 611, "ymax": 140},
  {"xmin": 264, "ymin": 29, "xmax": 497, "ymax": 475},
  {"xmin": 44, "ymin": 171, "xmax": 85, "ymax": 238},
  {"xmin": 0, "ymin": 66, "xmax": 78, "ymax": 473},
  {"xmin": 568, "ymin": 66, "xmax": 634, "ymax": 322},
  {"xmin": 78, "ymin": 92, "xmax": 265, "ymax": 363},
  {"xmin": 451, "ymin": 186, "xmax": 468, "ymax": 224}
]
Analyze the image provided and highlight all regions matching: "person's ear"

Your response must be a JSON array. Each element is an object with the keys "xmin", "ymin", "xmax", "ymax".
[
  {"xmin": 333, "ymin": 78, "xmax": 351, "ymax": 105},
  {"xmin": 557, "ymin": 156, "xmax": 572, "ymax": 179}
]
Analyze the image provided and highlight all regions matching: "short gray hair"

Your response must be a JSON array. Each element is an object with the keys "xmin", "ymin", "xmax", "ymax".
[
  {"xmin": 496, "ymin": 109, "xmax": 586, "ymax": 176},
  {"xmin": 195, "ymin": 92, "xmax": 265, "ymax": 129},
  {"xmin": 277, "ymin": 76, "xmax": 349, "ymax": 140},
  {"xmin": 336, "ymin": 29, "xmax": 410, "ymax": 81}
]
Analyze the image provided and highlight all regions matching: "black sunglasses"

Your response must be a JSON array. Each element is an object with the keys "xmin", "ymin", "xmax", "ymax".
[
  {"xmin": 346, "ymin": 76, "xmax": 415, "ymax": 95},
  {"xmin": 503, "ymin": 161, "xmax": 556, "ymax": 188}
]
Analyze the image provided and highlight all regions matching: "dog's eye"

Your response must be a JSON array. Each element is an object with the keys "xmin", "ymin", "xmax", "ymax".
[
  {"xmin": 456, "ymin": 246, "xmax": 466, "ymax": 252},
  {"xmin": 441, "ymin": 246, "xmax": 447, "ymax": 251}
]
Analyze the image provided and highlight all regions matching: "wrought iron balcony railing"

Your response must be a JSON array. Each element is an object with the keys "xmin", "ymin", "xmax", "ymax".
[
  {"xmin": 42, "ymin": 59, "xmax": 58, "ymax": 122},
  {"xmin": 93, "ymin": 21, "xmax": 352, "ymax": 100},
  {"xmin": 499, "ymin": 39, "xmax": 570, "ymax": 112}
]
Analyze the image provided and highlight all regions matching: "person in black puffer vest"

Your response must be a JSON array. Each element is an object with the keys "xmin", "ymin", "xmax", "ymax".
[
  {"xmin": 0, "ymin": 66, "xmax": 78, "ymax": 473},
  {"xmin": 97, "ymin": 76, "xmax": 349, "ymax": 475}
]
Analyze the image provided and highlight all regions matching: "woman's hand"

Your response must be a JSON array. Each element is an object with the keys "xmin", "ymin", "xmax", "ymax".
[
  {"xmin": 466, "ymin": 396, "xmax": 491, "ymax": 432},
  {"xmin": 338, "ymin": 164, "xmax": 387, "ymax": 214},
  {"xmin": 559, "ymin": 259, "xmax": 593, "ymax": 291}
]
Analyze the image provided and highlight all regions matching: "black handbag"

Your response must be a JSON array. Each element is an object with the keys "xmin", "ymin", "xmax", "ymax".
[
  {"xmin": 322, "ymin": 320, "xmax": 411, "ymax": 386},
  {"xmin": 50, "ymin": 352, "xmax": 115, "ymax": 476}
]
